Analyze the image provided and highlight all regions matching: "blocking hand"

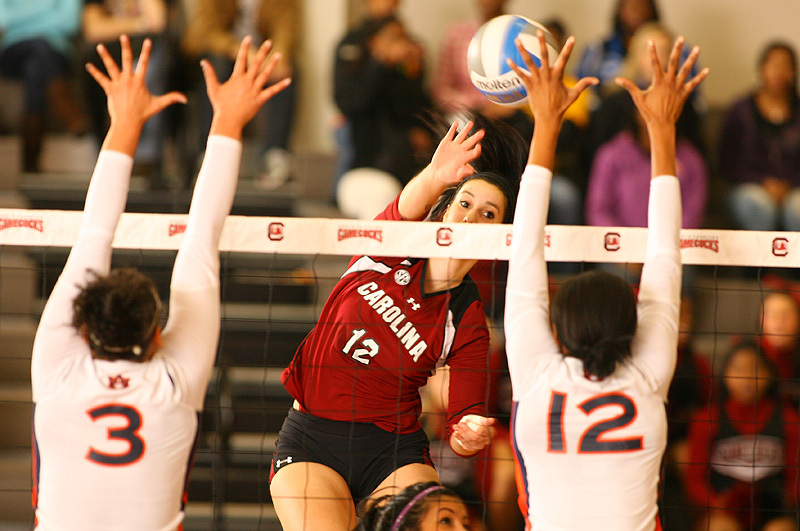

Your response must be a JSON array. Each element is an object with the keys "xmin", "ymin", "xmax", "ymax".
[
  {"xmin": 202, "ymin": 37, "xmax": 292, "ymax": 137},
  {"xmin": 86, "ymin": 35, "xmax": 187, "ymax": 128},
  {"xmin": 615, "ymin": 37, "xmax": 708, "ymax": 128}
]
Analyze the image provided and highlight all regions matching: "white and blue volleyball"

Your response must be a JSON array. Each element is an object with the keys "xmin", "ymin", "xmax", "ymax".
[{"xmin": 467, "ymin": 15, "xmax": 559, "ymax": 106}]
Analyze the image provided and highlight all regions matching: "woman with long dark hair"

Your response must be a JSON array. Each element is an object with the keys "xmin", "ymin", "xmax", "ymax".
[{"xmin": 505, "ymin": 31, "xmax": 706, "ymax": 529}]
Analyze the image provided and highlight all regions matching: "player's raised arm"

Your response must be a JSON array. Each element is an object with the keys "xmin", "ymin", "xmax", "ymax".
[
  {"xmin": 503, "ymin": 32, "xmax": 596, "ymax": 391},
  {"xmin": 33, "ymin": 36, "xmax": 185, "ymax": 390},
  {"xmin": 616, "ymin": 37, "xmax": 708, "ymax": 395},
  {"xmin": 396, "ymin": 120, "xmax": 485, "ymax": 220},
  {"xmin": 163, "ymin": 37, "xmax": 291, "ymax": 406}
]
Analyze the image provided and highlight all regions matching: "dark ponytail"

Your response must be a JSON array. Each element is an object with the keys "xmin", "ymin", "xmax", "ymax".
[{"xmin": 551, "ymin": 270, "xmax": 637, "ymax": 379}]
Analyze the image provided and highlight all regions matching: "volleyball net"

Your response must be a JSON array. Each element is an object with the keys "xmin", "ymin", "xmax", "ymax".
[{"xmin": 1, "ymin": 208, "xmax": 799, "ymax": 529}]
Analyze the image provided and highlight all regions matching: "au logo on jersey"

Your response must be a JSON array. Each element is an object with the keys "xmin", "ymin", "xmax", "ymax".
[
  {"xmin": 395, "ymin": 269, "xmax": 411, "ymax": 286},
  {"xmin": 773, "ymin": 237, "xmax": 789, "ymax": 257},
  {"xmin": 268, "ymin": 222, "xmax": 285, "ymax": 241},
  {"xmin": 604, "ymin": 232, "xmax": 621, "ymax": 251}
]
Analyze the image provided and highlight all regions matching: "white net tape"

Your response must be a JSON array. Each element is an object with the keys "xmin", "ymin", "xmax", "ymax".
[{"xmin": 0, "ymin": 208, "xmax": 796, "ymax": 266}]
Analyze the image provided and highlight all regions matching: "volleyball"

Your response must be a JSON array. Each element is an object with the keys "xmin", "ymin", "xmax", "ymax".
[{"xmin": 467, "ymin": 14, "xmax": 559, "ymax": 106}]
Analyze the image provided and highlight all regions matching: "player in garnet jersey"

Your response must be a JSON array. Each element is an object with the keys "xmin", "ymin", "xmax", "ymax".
[
  {"xmin": 31, "ymin": 35, "xmax": 290, "ymax": 530},
  {"xmin": 504, "ymin": 33, "xmax": 707, "ymax": 530},
  {"xmin": 270, "ymin": 119, "xmax": 526, "ymax": 530}
]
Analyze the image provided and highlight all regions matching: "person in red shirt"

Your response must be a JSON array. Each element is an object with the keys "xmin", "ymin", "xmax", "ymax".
[
  {"xmin": 270, "ymin": 117, "xmax": 526, "ymax": 531},
  {"xmin": 684, "ymin": 342, "xmax": 800, "ymax": 531}
]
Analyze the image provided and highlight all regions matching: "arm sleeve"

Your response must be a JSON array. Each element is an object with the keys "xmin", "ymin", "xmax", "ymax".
[
  {"xmin": 630, "ymin": 175, "xmax": 682, "ymax": 398},
  {"xmin": 162, "ymin": 135, "xmax": 241, "ymax": 409},
  {"xmin": 504, "ymin": 165, "xmax": 560, "ymax": 398},
  {"xmin": 445, "ymin": 307, "xmax": 490, "ymax": 439},
  {"xmin": 31, "ymin": 150, "xmax": 133, "ymax": 397}
]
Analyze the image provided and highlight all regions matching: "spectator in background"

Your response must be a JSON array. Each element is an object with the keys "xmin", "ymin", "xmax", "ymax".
[
  {"xmin": 0, "ymin": 0, "xmax": 88, "ymax": 172},
  {"xmin": 585, "ymin": 22, "xmax": 708, "ymax": 231},
  {"xmin": 720, "ymin": 42, "xmax": 800, "ymax": 232},
  {"xmin": 182, "ymin": 0, "xmax": 299, "ymax": 189},
  {"xmin": 333, "ymin": 0, "xmax": 434, "ymax": 188},
  {"xmin": 759, "ymin": 286, "xmax": 800, "ymax": 404},
  {"xmin": 575, "ymin": 0, "xmax": 660, "ymax": 87},
  {"xmin": 684, "ymin": 342, "xmax": 800, "ymax": 531},
  {"xmin": 82, "ymin": 0, "xmax": 173, "ymax": 187}
]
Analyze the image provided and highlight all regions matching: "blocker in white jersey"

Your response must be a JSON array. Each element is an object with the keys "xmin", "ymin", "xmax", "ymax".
[
  {"xmin": 503, "ymin": 32, "xmax": 708, "ymax": 530},
  {"xmin": 30, "ymin": 35, "xmax": 291, "ymax": 530}
]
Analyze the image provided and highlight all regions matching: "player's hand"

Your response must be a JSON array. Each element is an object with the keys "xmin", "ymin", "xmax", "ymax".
[
  {"xmin": 507, "ymin": 31, "xmax": 598, "ymax": 126},
  {"xmin": 615, "ymin": 36, "xmax": 708, "ymax": 128},
  {"xmin": 428, "ymin": 120, "xmax": 484, "ymax": 189},
  {"xmin": 202, "ymin": 37, "xmax": 292, "ymax": 138},
  {"xmin": 451, "ymin": 414, "xmax": 496, "ymax": 455},
  {"xmin": 86, "ymin": 35, "xmax": 186, "ymax": 128}
]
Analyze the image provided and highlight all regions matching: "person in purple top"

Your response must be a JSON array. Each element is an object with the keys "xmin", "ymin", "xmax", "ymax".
[{"xmin": 720, "ymin": 42, "xmax": 800, "ymax": 231}]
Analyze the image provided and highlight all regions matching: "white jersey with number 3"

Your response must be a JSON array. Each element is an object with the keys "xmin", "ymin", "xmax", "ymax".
[
  {"xmin": 505, "ymin": 165, "xmax": 681, "ymax": 531},
  {"xmin": 31, "ymin": 137, "xmax": 242, "ymax": 530}
]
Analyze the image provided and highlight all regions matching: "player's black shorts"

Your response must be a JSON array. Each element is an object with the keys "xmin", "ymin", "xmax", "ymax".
[{"xmin": 270, "ymin": 408, "xmax": 433, "ymax": 501}]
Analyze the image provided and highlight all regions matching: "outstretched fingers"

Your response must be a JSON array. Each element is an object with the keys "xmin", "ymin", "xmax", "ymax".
[
  {"xmin": 200, "ymin": 59, "xmax": 221, "ymax": 98},
  {"xmin": 250, "ymin": 40, "xmax": 274, "ymax": 79},
  {"xmin": 684, "ymin": 66, "xmax": 710, "ymax": 95},
  {"xmin": 151, "ymin": 91, "xmax": 188, "ymax": 116},
  {"xmin": 259, "ymin": 77, "xmax": 292, "ymax": 104},
  {"xmin": 95, "ymin": 43, "xmax": 120, "ymax": 80},
  {"xmin": 648, "ymin": 39, "xmax": 664, "ymax": 83},
  {"xmin": 232, "ymin": 36, "xmax": 252, "ymax": 77},
  {"xmin": 665, "ymin": 36, "xmax": 684, "ymax": 78},
  {"xmin": 134, "ymin": 38, "xmax": 153, "ymax": 78},
  {"xmin": 85, "ymin": 62, "xmax": 110, "ymax": 91},
  {"xmin": 120, "ymin": 35, "xmax": 134, "ymax": 74}
]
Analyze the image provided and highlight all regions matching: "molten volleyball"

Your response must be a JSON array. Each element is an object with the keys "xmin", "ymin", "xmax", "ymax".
[{"xmin": 467, "ymin": 14, "xmax": 559, "ymax": 106}]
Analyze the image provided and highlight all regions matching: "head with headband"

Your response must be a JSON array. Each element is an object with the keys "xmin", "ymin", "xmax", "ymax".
[
  {"xmin": 72, "ymin": 268, "xmax": 163, "ymax": 362},
  {"xmin": 356, "ymin": 481, "xmax": 469, "ymax": 531}
]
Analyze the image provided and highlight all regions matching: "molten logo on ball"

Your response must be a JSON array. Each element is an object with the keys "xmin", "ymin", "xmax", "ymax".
[{"xmin": 467, "ymin": 14, "xmax": 559, "ymax": 106}]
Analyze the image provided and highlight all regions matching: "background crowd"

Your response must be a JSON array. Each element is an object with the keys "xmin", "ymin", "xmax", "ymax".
[{"xmin": 2, "ymin": 0, "xmax": 800, "ymax": 530}]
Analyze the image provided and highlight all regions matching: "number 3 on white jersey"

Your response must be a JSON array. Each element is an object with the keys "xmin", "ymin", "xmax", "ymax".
[{"xmin": 547, "ymin": 391, "xmax": 643, "ymax": 454}]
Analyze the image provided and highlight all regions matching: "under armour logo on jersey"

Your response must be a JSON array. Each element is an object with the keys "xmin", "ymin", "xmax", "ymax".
[
  {"xmin": 107, "ymin": 375, "xmax": 130, "ymax": 389},
  {"xmin": 394, "ymin": 269, "xmax": 411, "ymax": 286},
  {"xmin": 276, "ymin": 456, "xmax": 293, "ymax": 468},
  {"xmin": 406, "ymin": 298, "xmax": 420, "ymax": 311}
]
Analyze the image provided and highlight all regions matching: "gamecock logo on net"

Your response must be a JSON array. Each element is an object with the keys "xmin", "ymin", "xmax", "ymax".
[
  {"xmin": 436, "ymin": 227, "xmax": 453, "ymax": 246},
  {"xmin": 268, "ymin": 222, "xmax": 285, "ymax": 241},
  {"xmin": 0, "ymin": 217, "xmax": 44, "ymax": 232},
  {"xmin": 773, "ymin": 237, "xmax": 789, "ymax": 257},
  {"xmin": 0, "ymin": 218, "xmax": 44, "ymax": 232},
  {"xmin": 604, "ymin": 232, "xmax": 621, "ymax": 251},
  {"xmin": 680, "ymin": 235, "xmax": 719, "ymax": 253},
  {"xmin": 338, "ymin": 227, "xmax": 382, "ymax": 242},
  {"xmin": 168, "ymin": 223, "xmax": 186, "ymax": 237}
]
